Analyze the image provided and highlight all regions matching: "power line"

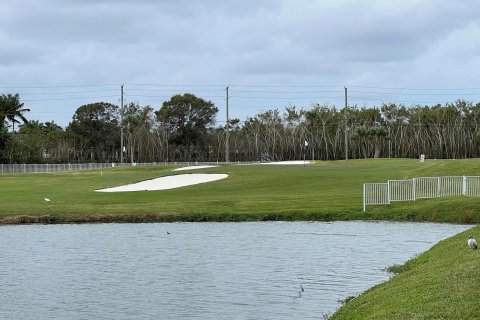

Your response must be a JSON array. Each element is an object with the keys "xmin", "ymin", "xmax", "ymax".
[
  {"xmin": 230, "ymin": 96, "xmax": 344, "ymax": 100},
  {"xmin": 21, "ymin": 95, "xmax": 119, "ymax": 102},
  {"xmin": 0, "ymin": 84, "xmax": 119, "ymax": 89},
  {"xmin": 348, "ymin": 96, "xmax": 462, "ymax": 105},
  {"xmin": 348, "ymin": 85, "xmax": 480, "ymax": 91},
  {"xmin": 349, "ymin": 90, "xmax": 480, "ymax": 96},
  {"xmin": 233, "ymin": 89, "xmax": 344, "ymax": 94},
  {"xmin": 126, "ymin": 83, "xmax": 226, "ymax": 87},
  {"xmin": 229, "ymin": 84, "xmax": 341, "ymax": 88},
  {"xmin": 126, "ymin": 88, "xmax": 225, "ymax": 93},
  {"xmin": 19, "ymin": 89, "xmax": 119, "ymax": 95},
  {"xmin": 4, "ymin": 83, "xmax": 480, "ymax": 113},
  {"xmin": 125, "ymin": 94, "xmax": 225, "ymax": 99}
]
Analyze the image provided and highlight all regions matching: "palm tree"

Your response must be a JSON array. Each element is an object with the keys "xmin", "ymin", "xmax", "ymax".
[
  {"xmin": 43, "ymin": 121, "xmax": 62, "ymax": 134},
  {"xmin": 0, "ymin": 93, "xmax": 30, "ymax": 131}
]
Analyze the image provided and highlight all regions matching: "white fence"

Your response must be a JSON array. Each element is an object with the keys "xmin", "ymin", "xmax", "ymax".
[
  {"xmin": 0, "ymin": 163, "xmax": 121, "ymax": 174},
  {"xmin": 363, "ymin": 176, "xmax": 480, "ymax": 211},
  {"xmin": 363, "ymin": 183, "xmax": 389, "ymax": 208},
  {"xmin": 0, "ymin": 162, "xmax": 223, "ymax": 174}
]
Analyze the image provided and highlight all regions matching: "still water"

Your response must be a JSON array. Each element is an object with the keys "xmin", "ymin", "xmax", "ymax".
[{"xmin": 0, "ymin": 221, "xmax": 470, "ymax": 319}]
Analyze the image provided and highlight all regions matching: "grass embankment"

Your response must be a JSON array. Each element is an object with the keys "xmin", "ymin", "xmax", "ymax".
[
  {"xmin": 1, "ymin": 158, "xmax": 480, "ymax": 223},
  {"xmin": 331, "ymin": 226, "xmax": 480, "ymax": 319}
]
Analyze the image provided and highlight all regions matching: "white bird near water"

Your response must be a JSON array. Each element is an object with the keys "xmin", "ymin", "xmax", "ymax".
[
  {"xmin": 44, "ymin": 198, "xmax": 51, "ymax": 203},
  {"xmin": 468, "ymin": 236, "xmax": 477, "ymax": 250}
]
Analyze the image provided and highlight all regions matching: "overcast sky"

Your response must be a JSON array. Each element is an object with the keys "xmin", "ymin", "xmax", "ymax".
[{"xmin": 1, "ymin": 0, "xmax": 480, "ymax": 127}]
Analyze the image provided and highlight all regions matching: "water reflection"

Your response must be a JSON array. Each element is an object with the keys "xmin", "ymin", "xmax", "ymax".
[{"xmin": 0, "ymin": 221, "xmax": 470, "ymax": 319}]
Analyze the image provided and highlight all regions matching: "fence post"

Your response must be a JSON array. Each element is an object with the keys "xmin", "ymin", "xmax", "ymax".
[
  {"xmin": 437, "ymin": 177, "xmax": 441, "ymax": 197},
  {"xmin": 363, "ymin": 184, "xmax": 366, "ymax": 212},
  {"xmin": 463, "ymin": 175, "xmax": 467, "ymax": 196},
  {"xmin": 413, "ymin": 178, "xmax": 416, "ymax": 201},
  {"xmin": 387, "ymin": 181, "xmax": 391, "ymax": 204}
]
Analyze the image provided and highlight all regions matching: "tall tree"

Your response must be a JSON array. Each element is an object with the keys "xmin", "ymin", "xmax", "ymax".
[
  {"xmin": 0, "ymin": 126, "xmax": 10, "ymax": 162},
  {"xmin": 122, "ymin": 102, "xmax": 156, "ymax": 163},
  {"xmin": 16, "ymin": 120, "xmax": 46, "ymax": 162},
  {"xmin": 306, "ymin": 105, "xmax": 342, "ymax": 160},
  {"xmin": 67, "ymin": 102, "xmax": 120, "ymax": 162},
  {"xmin": 256, "ymin": 109, "xmax": 283, "ymax": 161},
  {"xmin": 283, "ymin": 106, "xmax": 306, "ymax": 160},
  {"xmin": 0, "ymin": 93, "xmax": 30, "ymax": 131},
  {"xmin": 156, "ymin": 93, "xmax": 218, "ymax": 161}
]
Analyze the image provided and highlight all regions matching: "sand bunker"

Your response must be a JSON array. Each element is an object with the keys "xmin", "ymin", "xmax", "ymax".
[
  {"xmin": 96, "ymin": 174, "xmax": 228, "ymax": 192},
  {"xmin": 173, "ymin": 165, "xmax": 217, "ymax": 171},
  {"xmin": 262, "ymin": 160, "xmax": 311, "ymax": 165}
]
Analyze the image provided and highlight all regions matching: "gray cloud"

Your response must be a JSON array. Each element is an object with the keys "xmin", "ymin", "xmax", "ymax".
[{"xmin": 1, "ymin": 0, "xmax": 480, "ymax": 125}]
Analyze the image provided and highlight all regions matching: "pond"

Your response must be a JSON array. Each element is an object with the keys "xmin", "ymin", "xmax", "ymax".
[{"xmin": 0, "ymin": 221, "xmax": 470, "ymax": 319}]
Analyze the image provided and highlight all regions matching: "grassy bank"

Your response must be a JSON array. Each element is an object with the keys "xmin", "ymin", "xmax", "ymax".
[
  {"xmin": 331, "ymin": 225, "xmax": 480, "ymax": 319},
  {"xmin": 1, "ymin": 158, "xmax": 480, "ymax": 223}
]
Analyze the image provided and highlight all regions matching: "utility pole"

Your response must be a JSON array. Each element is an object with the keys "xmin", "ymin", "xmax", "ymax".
[
  {"xmin": 225, "ymin": 86, "xmax": 230, "ymax": 163},
  {"xmin": 120, "ymin": 84, "xmax": 124, "ymax": 164},
  {"xmin": 344, "ymin": 86, "xmax": 348, "ymax": 161}
]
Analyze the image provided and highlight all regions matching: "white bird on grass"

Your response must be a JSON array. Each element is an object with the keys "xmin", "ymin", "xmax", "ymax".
[
  {"xmin": 468, "ymin": 236, "xmax": 477, "ymax": 250},
  {"xmin": 44, "ymin": 198, "xmax": 51, "ymax": 203}
]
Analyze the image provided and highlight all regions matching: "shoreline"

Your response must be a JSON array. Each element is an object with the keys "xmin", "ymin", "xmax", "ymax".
[
  {"xmin": 1, "ymin": 212, "xmax": 476, "ymax": 225},
  {"xmin": 330, "ymin": 225, "xmax": 479, "ymax": 319}
]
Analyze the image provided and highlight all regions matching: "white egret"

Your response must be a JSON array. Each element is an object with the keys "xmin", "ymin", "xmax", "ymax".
[
  {"xmin": 44, "ymin": 198, "xmax": 51, "ymax": 203},
  {"xmin": 468, "ymin": 236, "xmax": 477, "ymax": 250}
]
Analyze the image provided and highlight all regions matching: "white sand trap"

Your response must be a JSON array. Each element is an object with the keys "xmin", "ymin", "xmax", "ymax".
[
  {"xmin": 173, "ymin": 165, "xmax": 217, "ymax": 171},
  {"xmin": 96, "ymin": 174, "xmax": 228, "ymax": 192},
  {"xmin": 262, "ymin": 160, "xmax": 311, "ymax": 165}
]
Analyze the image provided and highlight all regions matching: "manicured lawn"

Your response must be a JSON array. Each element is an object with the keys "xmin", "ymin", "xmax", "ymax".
[
  {"xmin": 2, "ymin": 158, "xmax": 480, "ymax": 222},
  {"xmin": 331, "ymin": 225, "xmax": 480, "ymax": 319}
]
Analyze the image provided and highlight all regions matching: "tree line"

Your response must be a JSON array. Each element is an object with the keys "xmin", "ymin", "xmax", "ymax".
[{"xmin": 1, "ymin": 92, "xmax": 480, "ymax": 163}]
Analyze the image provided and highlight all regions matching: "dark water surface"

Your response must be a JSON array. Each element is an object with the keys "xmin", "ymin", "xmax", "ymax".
[{"xmin": 0, "ymin": 221, "xmax": 470, "ymax": 319}]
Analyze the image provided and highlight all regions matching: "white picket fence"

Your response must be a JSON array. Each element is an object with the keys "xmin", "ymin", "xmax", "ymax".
[
  {"xmin": 363, "ymin": 176, "xmax": 480, "ymax": 211},
  {"xmin": 0, "ymin": 162, "xmax": 223, "ymax": 174}
]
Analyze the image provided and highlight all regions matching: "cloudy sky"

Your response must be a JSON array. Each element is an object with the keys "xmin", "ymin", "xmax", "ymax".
[{"xmin": 1, "ymin": 0, "xmax": 480, "ymax": 127}]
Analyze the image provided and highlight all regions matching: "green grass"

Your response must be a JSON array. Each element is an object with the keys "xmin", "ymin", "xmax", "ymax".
[
  {"xmin": 1, "ymin": 158, "xmax": 480, "ymax": 223},
  {"xmin": 2, "ymin": 158, "xmax": 480, "ymax": 318},
  {"xmin": 331, "ymin": 226, "xmax": 480, "ymax": 319}
]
